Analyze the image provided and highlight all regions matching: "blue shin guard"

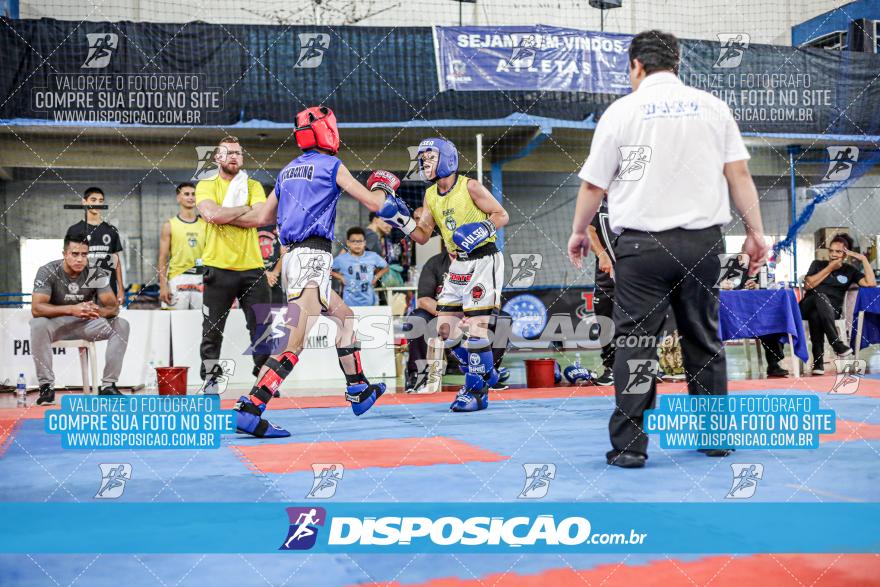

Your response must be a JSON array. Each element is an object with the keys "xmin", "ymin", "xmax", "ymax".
[
  {"xmin": 466, "ymin": 340, "xmax": 499, "ymax": 388},
  {"xmin": 233, "ymin": 396, "xmax": 290, "ymax": 438},
  {"xmin": 450, "ymin": 343, "xmax": 470, "ymax": 374},
  {"xmin": 346, "ymin": 382, "xmax": 387, "ymax": 416},
  {"xmin": 450, "ymin": 372, "xmax": 490, "ymax": 412},
  {"xmin": 448, "ymin": 339, "xmax": 497, "ymax": 412}
]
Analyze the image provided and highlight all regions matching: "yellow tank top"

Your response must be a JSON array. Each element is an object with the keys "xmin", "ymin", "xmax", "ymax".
[
  {"xmin": 168, "ymin": 215, "xmax": 207, "ymax": 279},
  {"xmin": 425, "ymin": 176, "xmax": 495, "ymax": 253}
]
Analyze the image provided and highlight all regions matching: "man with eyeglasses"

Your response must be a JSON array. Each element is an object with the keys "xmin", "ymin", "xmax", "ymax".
[{"xmin": 195, "ymin": 136, "xmax": 271, "ymax": 385}]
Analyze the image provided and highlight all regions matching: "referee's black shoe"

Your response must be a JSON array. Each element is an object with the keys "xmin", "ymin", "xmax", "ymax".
[
  {"xmin": 606, "ymin": 451, "xmax": 646, "ymax": 468},
  {"xmin": 99, "ymin": 383, "xmax": 123, "ymax": 396}
]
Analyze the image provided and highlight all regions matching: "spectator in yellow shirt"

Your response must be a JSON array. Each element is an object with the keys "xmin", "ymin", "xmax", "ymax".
[{"xmin": 195, "ymin": 136, "xmax": 271, "ymax": 384}]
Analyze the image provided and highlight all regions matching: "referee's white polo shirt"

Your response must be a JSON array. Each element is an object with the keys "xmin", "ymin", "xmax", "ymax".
[{"xmin": 578, "ymin": 71, "xmax": 750, "ymax": 234}]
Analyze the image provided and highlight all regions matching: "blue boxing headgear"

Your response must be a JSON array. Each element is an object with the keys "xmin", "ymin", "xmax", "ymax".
[{"xmin": 417, "ymin": 138, "xmax": 458, "ymax": 181}]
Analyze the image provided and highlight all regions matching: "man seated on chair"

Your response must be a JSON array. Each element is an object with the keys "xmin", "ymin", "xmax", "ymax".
[
  {"xmin": 30, "ymin": 231, "xmax": 130, "ymax": 405},
  {"xmin": 801, "ymin": 233, "xmax": 875, "ymax": 375}
]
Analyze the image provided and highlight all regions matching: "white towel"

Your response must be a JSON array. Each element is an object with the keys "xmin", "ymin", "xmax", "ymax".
[{"xmin": 222, "ymin": 170, "xmax": 249, "ymax": 207}]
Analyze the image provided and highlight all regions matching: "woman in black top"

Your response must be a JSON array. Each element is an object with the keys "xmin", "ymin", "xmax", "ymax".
[{"xmin": 801, "ymin": 233, "xmax": 876, "ymax": 374}]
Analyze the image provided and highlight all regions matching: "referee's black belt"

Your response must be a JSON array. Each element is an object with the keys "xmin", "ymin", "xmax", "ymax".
[
  {"xmin": 284, "ymin": 236, "xmax": 332, "ymax": 253},
  {"xmin": 455, "ymin": 242, "xmax": 498, "ymax": 261}
]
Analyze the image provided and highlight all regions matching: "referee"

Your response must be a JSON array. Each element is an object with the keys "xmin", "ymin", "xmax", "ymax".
[{"xmin": 568, "ymin": 30, "xmax": 769, "ymax": 469}]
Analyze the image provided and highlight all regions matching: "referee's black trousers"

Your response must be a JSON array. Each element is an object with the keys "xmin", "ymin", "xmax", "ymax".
[
  {"xmin": 200, "ymin": 266, "xmax": 271, "ymax": 379},
  {"xmin": 609, "ymin": 226, "xmax": 726, "ymax": 459}
]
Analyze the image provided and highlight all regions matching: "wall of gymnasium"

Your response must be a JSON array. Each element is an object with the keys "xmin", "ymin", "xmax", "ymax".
[{"xmin": 1, "ymin": 164, "xmax": 877, "ymax": 293}]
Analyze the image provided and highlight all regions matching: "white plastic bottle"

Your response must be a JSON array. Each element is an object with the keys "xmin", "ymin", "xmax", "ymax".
[
  {"xmin": 16, "ymin": 373, "xmax": 26, "ymax": 408},
  {"xmin": 145, "ymin": 361, "xmax": 158, "ymax": 393}
]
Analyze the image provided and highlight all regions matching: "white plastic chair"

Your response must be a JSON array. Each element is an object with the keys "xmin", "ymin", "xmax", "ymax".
[{"xmin": 51, "ymin": 339, "xmax": 99, "ymax": 394}]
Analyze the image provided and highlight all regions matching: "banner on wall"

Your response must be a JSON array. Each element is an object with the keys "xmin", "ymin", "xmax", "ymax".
[
  {"xmin": 3, "ymin": 21, "xmax": 880, "ymax": 134},
  {"xmin": 434, "ymin": 25, "xmax": 631, "ymax": 94}
]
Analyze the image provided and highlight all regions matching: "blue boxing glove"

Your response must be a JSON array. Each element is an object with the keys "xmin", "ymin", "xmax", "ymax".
[
  {"xmin": 377, "ymin": 194, "xmax": 416, "ymax": 236},
  {"xmin": 563, "ymin": 364, "xmax": 594, "ymax": 386},
  {"xmin": 452, "ymin": 220, "xmax": 496, "ymax": 254}
]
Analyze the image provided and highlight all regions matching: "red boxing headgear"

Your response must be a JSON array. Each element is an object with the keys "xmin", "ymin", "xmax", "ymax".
[{"xmin": 295, "ymin": 106, "xmax": 340, "ymax": 155}]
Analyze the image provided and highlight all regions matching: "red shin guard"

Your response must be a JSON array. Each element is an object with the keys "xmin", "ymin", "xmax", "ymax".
[{"xmin": 250, "ymin": 351, "xmax": 298, "ymax": 406}]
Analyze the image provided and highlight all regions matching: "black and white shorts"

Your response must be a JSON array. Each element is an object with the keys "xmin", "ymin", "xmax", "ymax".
[{"xmin": 437, "ymin": 249, "xmax": 504, "ymax": 316}]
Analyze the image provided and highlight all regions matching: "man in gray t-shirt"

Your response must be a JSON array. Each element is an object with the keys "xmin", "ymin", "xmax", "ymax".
[{"xmin": 29, "ymin": 233, "xmax": 130, "ymax": 404}]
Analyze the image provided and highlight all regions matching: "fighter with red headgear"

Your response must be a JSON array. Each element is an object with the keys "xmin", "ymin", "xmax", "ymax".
[{"xmin": 227, "ymin": 106, "xmax": 416, "ymax": 437}]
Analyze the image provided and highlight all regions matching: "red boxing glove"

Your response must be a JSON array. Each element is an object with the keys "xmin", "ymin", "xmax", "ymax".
[{"xmin": 367, "ymin": 170, "xmax": 401, "ymax": 195}]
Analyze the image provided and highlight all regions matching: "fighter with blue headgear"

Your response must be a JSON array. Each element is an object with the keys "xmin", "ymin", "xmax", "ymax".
[{"xmin": 397, "ymin": 137, "xmax": 510, "ymax": 412}]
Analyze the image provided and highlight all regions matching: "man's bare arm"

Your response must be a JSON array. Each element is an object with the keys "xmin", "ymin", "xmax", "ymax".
[
  {"xmin": 417, "ymin": 296, "xmax": 439, "ymax": 316},
  {"xmin": 567, "ymin": 181, "xmax": 605, "ymax": 268},
  {"xmin": 230, "ymin": 194, "xmax": 278, "ymax": 228},
  {"xmin": 336, "ymin": 164, "xmax": 386, "ymax": 212},
  {"xmin": 197, "ymin": 199, "xmax": 252, "ymax": 225},
  {"xmin": 724, "ymin": 159, "xmax": 769, "ymax": 275},
  {"xmin": 410, "ymin": 197, "xmax": 436, "ymax": 245},
  {"xmin": 467, "ymin": 179, "xmax": 509, "ymax": 229},
  {"xmin": 31, "ymin": 293, "xmax": 99, "ymax": 319}
]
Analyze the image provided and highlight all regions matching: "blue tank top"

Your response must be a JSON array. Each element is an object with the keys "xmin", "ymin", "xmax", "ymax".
[{"xmin": 275, "ymin": 150, "xmax": 341, "ymax": 245}]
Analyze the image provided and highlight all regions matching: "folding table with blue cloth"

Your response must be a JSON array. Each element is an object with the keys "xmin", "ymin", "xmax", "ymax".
[
  {"xmin": 718, "ymin": 289, "xmax": 809, "ymax": 377},
  {"xmin": 851, "ymin": 287, "xmax": 880, "ymax": 357}
]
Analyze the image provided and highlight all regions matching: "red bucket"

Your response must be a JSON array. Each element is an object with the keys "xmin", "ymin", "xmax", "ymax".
[
  {"xmin": 156, "ymin": 366, "xmax": 189, "ymax": 395},
  {"xmin": 524, "ymin": 358, "xmax": 557, "ymax": 388}
]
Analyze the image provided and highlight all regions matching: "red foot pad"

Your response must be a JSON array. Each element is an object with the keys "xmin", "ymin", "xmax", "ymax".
[{"xmin": 232, "ymin": 436, "xmax": 507, "ymax": 474}]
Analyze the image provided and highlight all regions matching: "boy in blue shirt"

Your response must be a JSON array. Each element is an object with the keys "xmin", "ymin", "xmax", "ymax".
[{"xmin": 332, "ymin": 227, "xmax": 389, "ymax": 307}]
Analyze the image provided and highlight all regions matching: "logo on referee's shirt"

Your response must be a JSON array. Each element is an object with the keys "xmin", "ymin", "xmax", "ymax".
[
  {"xmin": 714, "ymin": 33, "xmax": 750, "ymax": 69},
  {"xmin": 726, "ymin": 463, "xmax": 763, "ymax": 499},
  {"xmin": 295, "ymin": 33, "xmax": 330, "ymax": 68},
  {"xmin": 830, "ymin": 359, "xmax": 866, "ymax": 395},
  {"xmin": 622, "ymin": 359, "xmax": 657, "ymax": 395},
  {"xmin": 82, "ymin": 33, "xmax": 119, "ymax": 69},
  {"xmin": 823, "ymin": 146, "xmax": 859, "ymax": 182},
  {"xmin": 616, "ymin": 146, "xmax": 651, "ymax": 181},
  {"xmin": 518, "ymin": 463, "xmax": 556, "ymax": 499},
  {"xmin": 193, "ymin": 146, "xmax": 220, "ymax": 180}
]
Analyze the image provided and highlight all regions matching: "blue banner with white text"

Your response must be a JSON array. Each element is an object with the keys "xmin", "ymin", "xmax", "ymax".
[{"xmin": 434, "ymin": 25, "xmax": 632, "ymax": 94}]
